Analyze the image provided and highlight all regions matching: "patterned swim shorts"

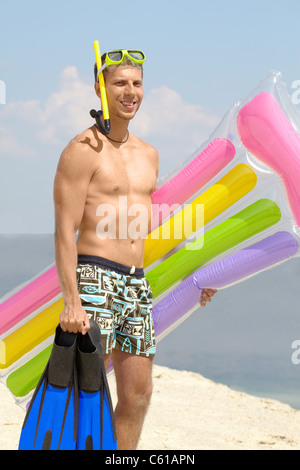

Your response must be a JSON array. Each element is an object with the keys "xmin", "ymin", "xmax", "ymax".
[{"xmin": 76, "ymin": 255, "xmax": 156, "ymax": 357}]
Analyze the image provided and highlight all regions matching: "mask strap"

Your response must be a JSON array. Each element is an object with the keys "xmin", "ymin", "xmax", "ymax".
[{"xmin": 97, "ymin": 63, "xmax": 107, "ymax": 78}]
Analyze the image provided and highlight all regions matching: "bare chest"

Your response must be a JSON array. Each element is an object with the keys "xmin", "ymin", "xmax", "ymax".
[{"xmin": 89, "ymin": 150, "xmax": 156, "ymax": 198}]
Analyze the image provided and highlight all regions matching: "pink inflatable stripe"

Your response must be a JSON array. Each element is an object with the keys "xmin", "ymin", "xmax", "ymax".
[
  {"xmin": 0, "ymin": 266, "xmax": 60, "ymax": 335},
  {"xmin": 151, "ymin": 137, "xmax": 235, "ymax": 228},
  {"xmin": 237, "ymin": 92, "xmax": 300, "ymax": 227}
]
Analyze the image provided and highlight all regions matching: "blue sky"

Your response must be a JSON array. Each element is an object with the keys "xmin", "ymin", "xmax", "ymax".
[{"xmin": 0, "ymin": 0, "xmax": 299, "ymax": 233}]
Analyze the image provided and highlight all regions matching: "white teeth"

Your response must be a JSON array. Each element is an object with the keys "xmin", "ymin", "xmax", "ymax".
[{"xmin": 122, "ymin": 102, "xmax": 135, "ymax": 106}]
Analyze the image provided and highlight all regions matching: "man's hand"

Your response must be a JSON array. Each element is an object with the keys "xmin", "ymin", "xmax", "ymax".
[
  {"xmin": 199, "ymin": 288, "xmax": 217, "ymax": 307},
  {"xmin": 60, "ymin": 303, "xmax": 90, "ymax": 335}
]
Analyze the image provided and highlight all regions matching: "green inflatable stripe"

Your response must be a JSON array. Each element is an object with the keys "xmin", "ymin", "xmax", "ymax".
[
  {"xmin": 6, "ymin": 345, "xmax": 52, "ymax": 397},
  {"xmin": 146, "ymin": 199, "xmax": 281, "ymax": 298}
]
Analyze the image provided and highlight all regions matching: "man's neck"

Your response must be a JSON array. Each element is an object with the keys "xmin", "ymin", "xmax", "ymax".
[{"xmin": 101, "ymin": 114, "xmax": 129, "ymax": 143}]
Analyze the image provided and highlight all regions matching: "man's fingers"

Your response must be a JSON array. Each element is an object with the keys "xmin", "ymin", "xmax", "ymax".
[
  {"xmin": 199, "ymin": 288, "xmax": 218, "ymax": 306},
  {"xmin": 205, "ymin": 288, "xmax": 218, "ymax": 296},
  {"xmin": 81, "ymin": 316, "xmax": 91, "ymax": 335}
]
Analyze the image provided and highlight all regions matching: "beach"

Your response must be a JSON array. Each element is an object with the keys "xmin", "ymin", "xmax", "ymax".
[{"xmin": 1, "ymin": 364, "xmax": 300, "ymax": 451}]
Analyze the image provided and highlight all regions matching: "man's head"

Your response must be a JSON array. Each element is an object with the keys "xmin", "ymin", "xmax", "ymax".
[{"xmin": 94, "ymin": 50, "xmax": 145, "ymax": 122}]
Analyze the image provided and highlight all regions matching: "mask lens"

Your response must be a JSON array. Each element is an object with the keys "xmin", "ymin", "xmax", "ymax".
[
  {"xmin": 128, "ymin": 50, "xmax": 145, "ymax": 61},
  {"xmin": 107, "ymin": 51, "xmax": 123, "ymax": 62}
]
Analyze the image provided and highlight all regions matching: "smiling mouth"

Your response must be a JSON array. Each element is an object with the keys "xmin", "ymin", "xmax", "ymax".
[{"xmin": 121, "ymin": 101, "xmax": 137, "ymax": 108}]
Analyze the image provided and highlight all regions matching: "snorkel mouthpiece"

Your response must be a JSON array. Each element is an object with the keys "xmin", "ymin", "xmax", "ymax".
[
  {"xmin": 104, "ymin": 118, "xmax": 111, "ymax": 134},
  {"xmin": 90, "ymin": 109, "xmax": 111, "ymax": 134}
]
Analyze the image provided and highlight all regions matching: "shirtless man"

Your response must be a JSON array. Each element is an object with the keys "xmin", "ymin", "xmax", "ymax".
[{"xmin": 53, "ymin": 50, "xmax": 217, "ymax": 450}]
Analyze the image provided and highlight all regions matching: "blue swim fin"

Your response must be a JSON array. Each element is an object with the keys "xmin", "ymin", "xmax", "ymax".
[
  {"xmin": 77, "ymin": 319, "xmax": 117, "ymax": 450},
  {"xmin": 18, "ymin": 320, "xmax": 117, "ymax": 450},
  {"xmin": 18, "ymin": 326, "xmax": 78, "ymax": 450}
]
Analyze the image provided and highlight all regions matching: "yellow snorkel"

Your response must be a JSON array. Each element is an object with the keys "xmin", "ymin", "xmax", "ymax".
[{"xmin": 90, "ymin": 40, "xmax": 111, "ymax": 134}]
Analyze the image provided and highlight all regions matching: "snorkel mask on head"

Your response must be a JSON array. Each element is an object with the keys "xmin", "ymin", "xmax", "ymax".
[
  {"xmin": 90, "ymin": 43, "xmax": 145, "ymax": 135},
  {"xmin": 97, "ymin": 49, "xmax": 145, "ymax": 76}
]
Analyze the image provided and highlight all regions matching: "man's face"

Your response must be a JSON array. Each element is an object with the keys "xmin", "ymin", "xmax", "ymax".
[{"xmin": 95, "ymin": 66, "xmax": 143, "ymax": 122}]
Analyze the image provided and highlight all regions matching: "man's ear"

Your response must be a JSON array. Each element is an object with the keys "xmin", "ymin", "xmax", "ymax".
[{"xmin": 94, "ymin": 81, "xmax": 101, "ymax": 99}]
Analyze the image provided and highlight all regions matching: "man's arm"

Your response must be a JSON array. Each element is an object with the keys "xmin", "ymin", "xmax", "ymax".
[{"xmin": 53, "ymin": 140, "xmax": 95, "ymax": 334}]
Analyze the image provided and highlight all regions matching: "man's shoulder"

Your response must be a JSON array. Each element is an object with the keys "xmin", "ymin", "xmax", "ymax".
[
  {"xmin": 63, "ymin": 126, "xmax": 101, "ymax": 154},
  {"xmin": 57, "ymin": 126, "xmax": 100, "ymax": 172},
  {"xmin": 131, "ymin": 134, "xmax": 158, "ymax": 158},
  {"xmin": 61, "ymin": 126, "xmax": 104, "ymax": 159}
]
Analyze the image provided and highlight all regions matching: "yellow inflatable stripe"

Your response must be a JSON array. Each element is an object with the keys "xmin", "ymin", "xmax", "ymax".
[
  {"xmin": 0, "ymin": 297, "xmax": 64, "ymax": 369},
  {"xmin": 144, "ymin": 164, "xmax": 257, "ymax": 267}
]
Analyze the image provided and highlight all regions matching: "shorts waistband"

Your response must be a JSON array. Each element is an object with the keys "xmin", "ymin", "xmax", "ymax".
[{"xmin": 77, "ymin": 254, "xmax": 145, "ymax": 278}]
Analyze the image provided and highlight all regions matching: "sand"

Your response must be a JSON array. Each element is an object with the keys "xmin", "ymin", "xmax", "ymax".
[{"xmin": 1, "ymin": 364, "xmax": 300, "ymax": 451}]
